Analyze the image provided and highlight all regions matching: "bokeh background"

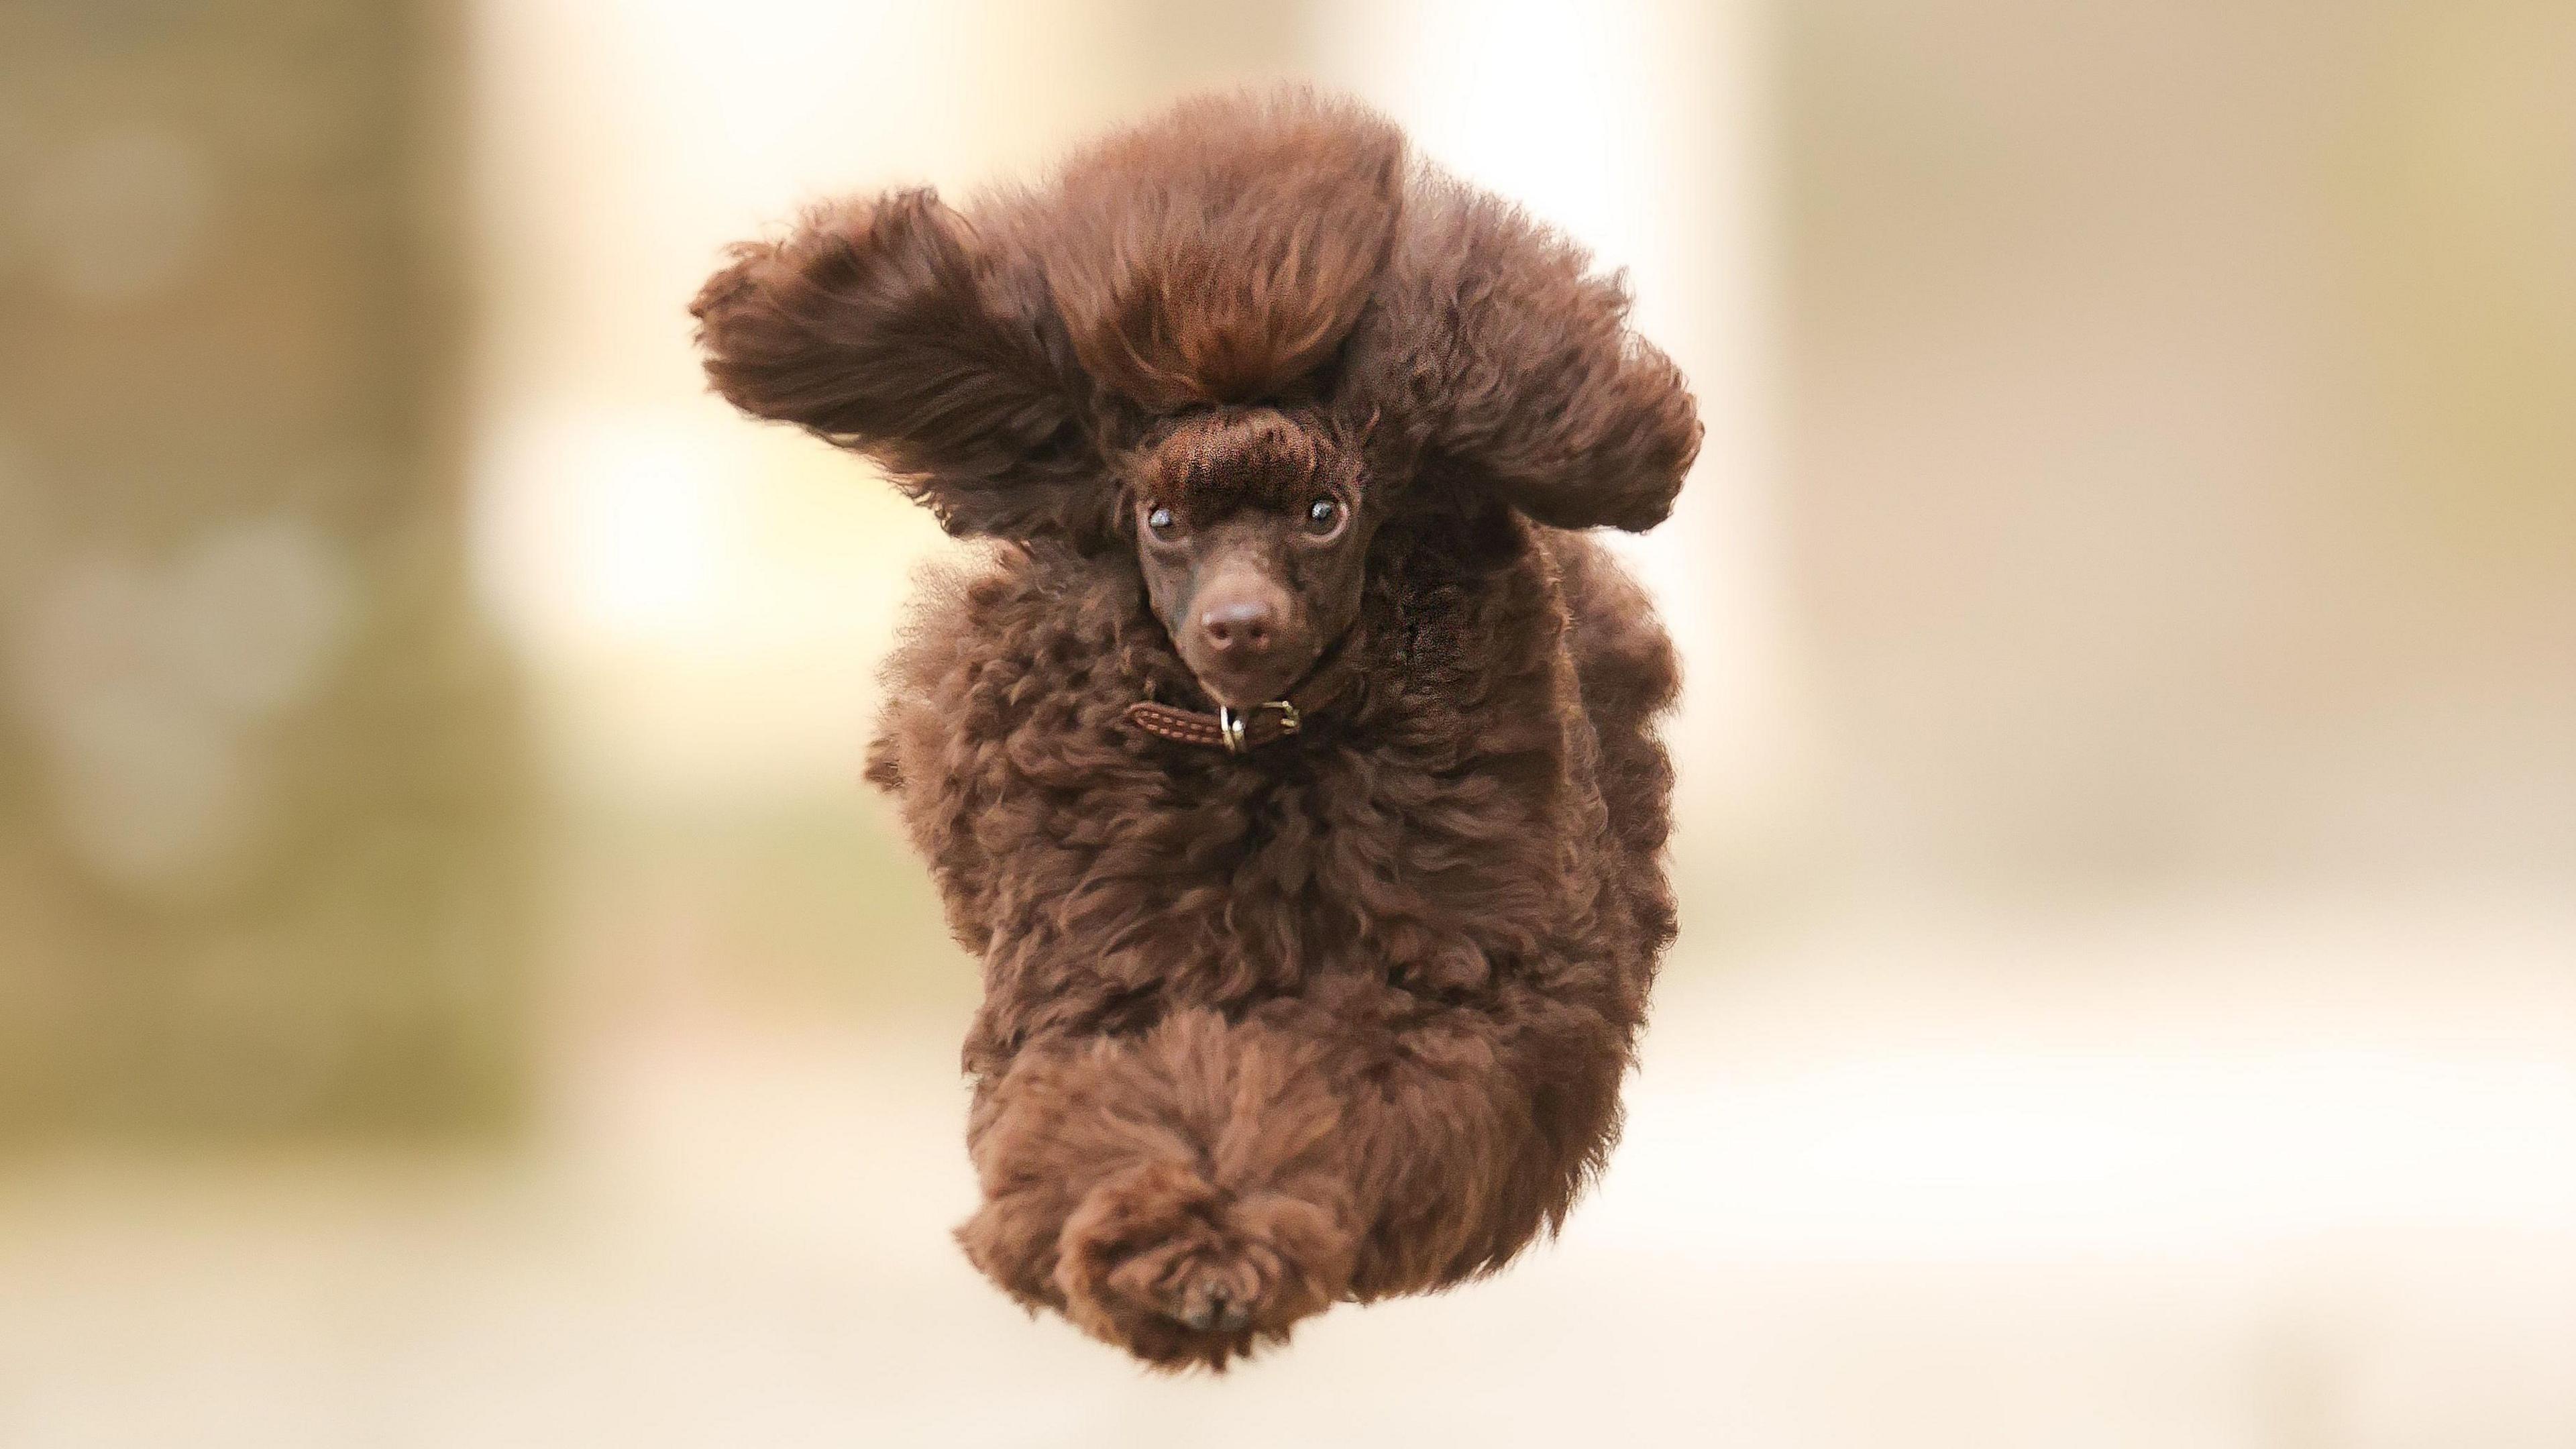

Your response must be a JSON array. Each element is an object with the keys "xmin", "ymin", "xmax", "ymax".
[{"xmin": 3, "ymin": 1, "xmax": 2571, "ymax": 1444}]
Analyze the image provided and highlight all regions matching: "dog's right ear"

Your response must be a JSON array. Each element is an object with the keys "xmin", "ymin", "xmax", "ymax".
[{"xmin": 690, "ymin": 189, "xmax": 1097, "ymax": 540}]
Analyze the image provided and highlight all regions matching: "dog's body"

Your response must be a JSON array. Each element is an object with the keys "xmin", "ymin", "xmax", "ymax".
[{"xmin": 694, "ymin": 89, "xmax": 1697, "ymax": 1367}]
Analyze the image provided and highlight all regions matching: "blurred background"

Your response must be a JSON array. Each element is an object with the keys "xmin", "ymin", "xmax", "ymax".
[{"xmin": 1, "ymin": 0, "xmax": 2571, "ymax": 1444}]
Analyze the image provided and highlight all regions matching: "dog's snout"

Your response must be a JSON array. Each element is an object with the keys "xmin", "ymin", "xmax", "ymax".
[
  {"xmin": 1170, "ymin": 549, "xmax": 1314, "ymax": 709},
  {"xmin": 1199, "ymin": 594, "xmax": 1279, "ymax": 656}
]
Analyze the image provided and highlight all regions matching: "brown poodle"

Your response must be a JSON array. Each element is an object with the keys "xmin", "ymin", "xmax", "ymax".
[{"xmin": 690, "ymin": 87, "xmax": 1697, "ymax": 1368}]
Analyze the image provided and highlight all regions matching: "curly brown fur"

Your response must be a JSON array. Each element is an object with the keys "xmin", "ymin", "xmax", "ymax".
[
  {"xmin": 1044, "ymin": 90, "xmax": 1405, "ymax": 411},
  {"xmin": 700, "ymin": 87, "xmax": 1695, "ymax": 1370}
]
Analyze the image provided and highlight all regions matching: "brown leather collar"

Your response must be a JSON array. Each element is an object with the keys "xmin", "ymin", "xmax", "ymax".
[{"xmin": 1124, "ymin": 642, "xmax": 1358, "ymax": 755}]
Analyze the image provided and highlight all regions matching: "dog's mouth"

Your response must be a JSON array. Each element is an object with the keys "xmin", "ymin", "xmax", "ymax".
[{"xmin": 1179, "ymin": 646, "xmax": 1318, "ymax": 713}]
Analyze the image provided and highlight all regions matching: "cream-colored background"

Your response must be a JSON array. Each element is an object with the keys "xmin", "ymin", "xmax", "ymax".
[{"xmin": 4, "ymin": 1, "xmax": 2572, "ymax": 1444}]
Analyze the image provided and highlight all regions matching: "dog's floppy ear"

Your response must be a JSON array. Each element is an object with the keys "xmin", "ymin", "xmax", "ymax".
[
  {"xmin": 1042, "ymin": 88, "xmax": 1405, "ymax": 411},
  {"xmin": 690, "ymin": 189, "xmax": 1097, "ymax": 540},
  {"xmin": 1348, "ymin": 177, "xmax": 1701, "ymax": 533}
]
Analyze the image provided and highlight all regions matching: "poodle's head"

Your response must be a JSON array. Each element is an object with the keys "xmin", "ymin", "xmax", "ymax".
[
  {"xmin": 691, "ymin": 87, "xmax": 1699, "ymax": 706},
  {"xmin": 1125, "ymin": 408, "xmax": 1371, "ymax": 710}
]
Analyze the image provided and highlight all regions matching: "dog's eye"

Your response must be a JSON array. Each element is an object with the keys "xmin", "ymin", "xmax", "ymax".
[
  {"xmin": 1145, "ymin": 505, "xmax": 1178, "ymax": 539},
  {"xmin": 1303, "ymin": 497, "xmax": 1342, "ymax": 536}
]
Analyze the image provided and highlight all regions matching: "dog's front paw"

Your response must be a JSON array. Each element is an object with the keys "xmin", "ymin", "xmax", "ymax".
[{"xmin": 1053, "ymin": 1160, "xmax": 1354, "ymax": 1369}]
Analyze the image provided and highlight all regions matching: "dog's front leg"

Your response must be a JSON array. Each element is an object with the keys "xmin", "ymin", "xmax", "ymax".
[{"xmin": 955, "ymin": 1008, "xmax": 1360, "ymax": 1369}]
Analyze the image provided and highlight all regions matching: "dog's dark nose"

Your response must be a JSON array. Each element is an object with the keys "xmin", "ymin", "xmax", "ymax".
[{"xmin": 1199, "ymin": 595, "xmax": 1279, "ymax": 658}]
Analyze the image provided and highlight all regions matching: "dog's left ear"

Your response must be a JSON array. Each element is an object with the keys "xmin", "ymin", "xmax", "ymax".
[
  {"xmin": 1346, "ymin": 178, "xmax": 1701, "ymax": 533},
  {"xmin": 690, "ymin": 189, "xmax": 1099, "ymax": 541}
]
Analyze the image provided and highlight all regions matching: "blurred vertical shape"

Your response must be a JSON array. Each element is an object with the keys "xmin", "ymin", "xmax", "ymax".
[
  {"xmin": 1309, "ymin": 0, "xmax": 1795, "ymax": 887},
  {"xmin": 0, "ymin": 0, "xmax": 531, "ymax": 1140},
  {"xmin": 1782, "ymin": 0, "xmax": 2576, "ymax": 890}
]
